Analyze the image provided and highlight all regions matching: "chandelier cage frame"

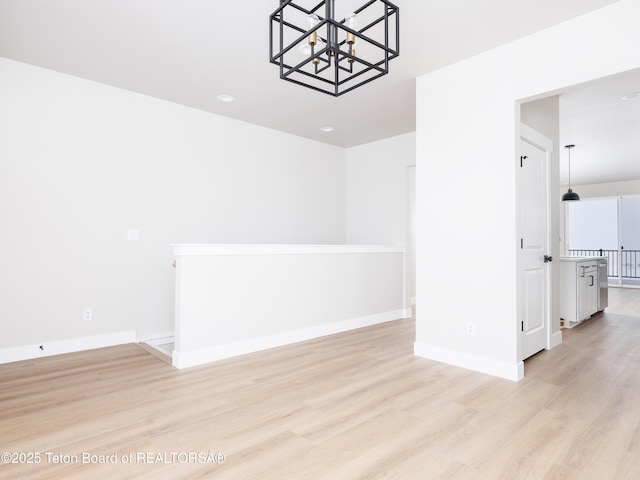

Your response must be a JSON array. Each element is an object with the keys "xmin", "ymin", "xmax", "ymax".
[{"xmin": 269, "ymin": 0, "xmax": 400, "ymax": 97}]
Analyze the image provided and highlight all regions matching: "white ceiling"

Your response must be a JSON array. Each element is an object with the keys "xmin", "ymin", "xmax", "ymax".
[
  {"xmin": 1, "ymin": 0, "xmax": 636, "ymax": 185},
  {"xmin": 559, "ymin": 69, "xmax": 640, "ymax": 186}
]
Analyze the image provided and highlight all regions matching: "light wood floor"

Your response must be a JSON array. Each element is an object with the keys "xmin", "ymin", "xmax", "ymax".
[
  {"xmin": 607, "ymin": 286, "xmax": 640, "ymax": 317},
  {"xmin": 1, "ymin": 295, "xmax": 639, "ymax": 479}
]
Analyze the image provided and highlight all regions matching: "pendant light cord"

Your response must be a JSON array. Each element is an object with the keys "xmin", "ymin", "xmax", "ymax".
[
  {"xmin": 568, "ymin": 147, "xmax": 571, "ymax": 190},
  {"xmin": 565, "ymin": 144, "xmax": 575, "ymax": 190}
]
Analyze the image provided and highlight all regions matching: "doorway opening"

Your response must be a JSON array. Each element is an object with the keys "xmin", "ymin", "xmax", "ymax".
[{"xmin": 565, "ymin": 196, "xmax": 640, "ymax": 287}]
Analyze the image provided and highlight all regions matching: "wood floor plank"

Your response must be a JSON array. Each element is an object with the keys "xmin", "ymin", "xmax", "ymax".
[
  {"xmin": 556, "ymin": 416, "xmax": 636, "ymax": 479},
  {"xmin": 470, "ymin": 408, "xmax": 574, "ymax": 480},
  {"xmin": 615, "ymin": 452, "xmax": 640, "ymax": 480},
  {"xmin": 437, "ymin": 379, "xmax": 564, "ymax": 468},
  {"xmin": 543, "ymin": 463, "xmax": 579, "ymax": 479},
  {"xmin": 1, "ymin": 292, "xmax": 640, "ymax": 479},
  {"xmin": 628, "ymin": 419, "xmax": 640, "ymax": 455}
]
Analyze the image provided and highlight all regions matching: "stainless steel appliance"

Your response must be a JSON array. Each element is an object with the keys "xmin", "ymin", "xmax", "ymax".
[{"xmin": 598, "ymin": 258, "xmax": 608, "ymax": 311}]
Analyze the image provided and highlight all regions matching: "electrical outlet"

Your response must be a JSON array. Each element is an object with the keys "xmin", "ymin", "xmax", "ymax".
[
  {"xmin": 466, "ymin": 321, "xmax": 476, "ymax": 336},
  {"xmin": 127, "ymin": 229, "xmax": 140, "ymax": 241},
  {"xmin": 83, "ymin": 308, "xmax": 93, "ymax": 321}
]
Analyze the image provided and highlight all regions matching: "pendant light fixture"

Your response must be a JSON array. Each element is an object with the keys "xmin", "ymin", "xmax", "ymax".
[
  {"xmin": 562, "ymin": 144, "xmax": 580, "ymax": 201},
  {"xmin": 269, "ymin": 0, "xmax": 400, "ymax": 97}
]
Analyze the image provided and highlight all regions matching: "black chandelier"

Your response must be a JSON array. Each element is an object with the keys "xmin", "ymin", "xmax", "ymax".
[{"xmin": 269, "ymin": 0, "xmax": 400, "ymax": 97}]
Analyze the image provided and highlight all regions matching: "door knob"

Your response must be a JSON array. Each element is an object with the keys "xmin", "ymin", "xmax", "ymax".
[{"xmin": 544, "ymin": 255, "xmax": 553, "ymax": 263}]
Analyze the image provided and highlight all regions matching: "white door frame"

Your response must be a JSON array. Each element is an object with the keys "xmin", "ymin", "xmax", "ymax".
[{"xmin": 406, "ymin": 165, "xmax": 416, "ymax": 308}]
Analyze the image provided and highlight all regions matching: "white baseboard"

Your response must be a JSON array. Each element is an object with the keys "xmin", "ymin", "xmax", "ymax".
[
  {"xmin": 142, "ymin": 335, "xmax": 175, "ymax": 347},
  {"xmin": 0, "ymin": 330, "xmax": 137, "ymax": 365},
  {"xmin": 413, "ymin": 342, "xmax": 524, "ymax": 382},
  {"xmin": 548, "ymin": 330, "xmax": 563, "ymax": 350},
  {"xmin": 173, "ymin": 309, "xmax": 405, "ymax": 369}
]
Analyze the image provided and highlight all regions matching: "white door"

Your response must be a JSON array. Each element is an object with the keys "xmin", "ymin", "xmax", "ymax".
[{"xmin": 519, "ymin": 129, "xmax": 551, "ymax": 360}]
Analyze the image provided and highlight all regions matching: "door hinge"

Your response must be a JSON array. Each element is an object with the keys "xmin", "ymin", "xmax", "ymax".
[
  {"xmin": 521, "ymin": 321, "xmax": 524, "ymax": 332},
  {"xmin": 521, "ymin": 238, "xmax": 523, "ymax": 249},
  {"xmin": 520, "ymin": 155, "xmax": 527, "ymax": 167}
]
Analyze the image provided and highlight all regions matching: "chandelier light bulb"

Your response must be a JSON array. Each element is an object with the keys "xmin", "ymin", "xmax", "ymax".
[
  {"xmin": 345, "ymin": 13, "xmax": 358, "ymax": 44},
  {"xmin": 308, "ymin": 14, "xmax": 320, "ymax": 28},
  {"xmin": 346, "ymin": 13, "xmax": 358, "ymax": 28},
  {"xmin": 307, "ymin": 14, "xmax": 321, "ymax": 47},
  {"xmin": 300, "ymin": 13, "xmax": 324, "ymax": 63},
  {"xmin": 299, "ymin": 14, "xmax": 325, "ymax": 58}
]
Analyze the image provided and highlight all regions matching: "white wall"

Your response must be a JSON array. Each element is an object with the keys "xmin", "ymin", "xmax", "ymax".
[
  {"xmin": 574, "ymin": 178, "xmax": 640, "ymax": 198},
  {"xmin": 172, "ymin": 245, "xmax": 406, "ymax": 368},
  {"xmin": 346, "ymin": 132, "xmax": 416, "ymax": 304},
  {"xmin": 0, "ymin": 58, "xmax": 346, "ymax": 351},
  {"xmin": 521, "ymin": 97, "xmax": 559, "ymax": 145},
  {"xmin": 415, "ymin": 0, "xmax": 640, "ymax": 380},
  {"xmin": 345, "ymin": 132, "xmax": 416, "ymax": 244}
]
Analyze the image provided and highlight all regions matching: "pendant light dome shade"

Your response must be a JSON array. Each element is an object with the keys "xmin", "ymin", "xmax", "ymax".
[
  {"xmin": 562, "ymin": 189, "xmax": 580, "ymax": 201},
  {"xmin": 562, "ymin": 144, "xmax": 580, "ymax": 201}
]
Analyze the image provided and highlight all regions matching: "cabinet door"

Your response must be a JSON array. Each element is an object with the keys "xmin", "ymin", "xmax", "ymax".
[
  {"xmin": 578, "ymin": 272, "xmax": 591, "ymax": 320},
  {"xmin": 578, "ymin": 269, "xmax": 598, "ymax": 320},
  {"xmin": 588, "ymin": 272, "xmax": 598, "ymax": 315}
]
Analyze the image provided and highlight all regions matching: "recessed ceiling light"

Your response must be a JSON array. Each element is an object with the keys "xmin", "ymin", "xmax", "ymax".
[
  {"xmin": 622, "ymin": 92, "xmax": 640, "ymax": 100},
  {"xmin": 217, "ymin": 94, "xmax": 234, "ymax": 103},
  {"xmin": 320, "ymin": 126, "xmax": 334, "ymax": 132}
]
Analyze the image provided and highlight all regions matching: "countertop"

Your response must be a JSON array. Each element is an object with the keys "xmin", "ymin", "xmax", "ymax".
[{"xmin": 559, "ymin": 256, "xmax": 607, "ymax": 262}]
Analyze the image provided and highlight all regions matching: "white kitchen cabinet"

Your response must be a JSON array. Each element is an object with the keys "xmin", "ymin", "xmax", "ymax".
[{"xmin": 560, "ymin": 257, "xmax": 601, "ymax": 329}]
